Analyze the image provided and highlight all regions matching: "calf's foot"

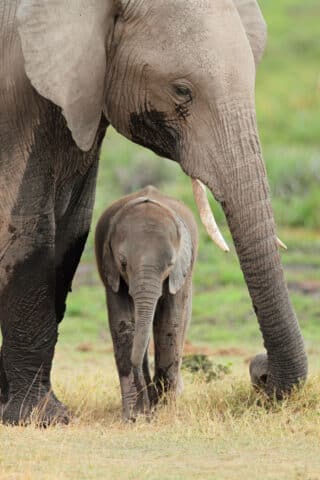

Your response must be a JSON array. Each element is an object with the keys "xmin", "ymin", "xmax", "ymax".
[{"xmin": 120, "ymin": 367, "xmax": 150, "ymax": 421}]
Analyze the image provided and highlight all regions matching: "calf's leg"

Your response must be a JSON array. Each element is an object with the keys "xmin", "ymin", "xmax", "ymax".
[
  {"xmin": 106, "ymin": 284, "xmax": 150, "ymax": 420},
  {"xmin": 152, "ymin": 280, "xmax": 192, "ymax": 405}
]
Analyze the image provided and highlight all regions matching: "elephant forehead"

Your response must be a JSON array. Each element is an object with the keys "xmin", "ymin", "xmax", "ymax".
[
  {"xmin": 150, "ymin": 0, "xmax": 217, "ymax": 24},
  {"xmin": 116, "ymin": 203, "xmax": 179, "ymax": 237},
  {"xmin": 131, "ymin": 0, "xmax": 252, "ymax": 82}
]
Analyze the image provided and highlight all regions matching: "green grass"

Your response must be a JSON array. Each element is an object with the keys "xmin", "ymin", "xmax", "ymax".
[
  {"xmin": 1, "ymin": 0, "xmax": 320, "ymax": 478},
  {"xmin": 257, "ymin": 0, "xmax": 320, "ymax": 147}
]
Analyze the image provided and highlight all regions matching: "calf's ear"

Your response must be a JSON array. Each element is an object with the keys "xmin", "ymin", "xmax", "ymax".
[
  {"xmin": 169, "ymin": 219, "xmax": 193, "ymax": 295},
  {"xmin": 102, "ymin": 240, "xmax": 120, "ymax": 293}
]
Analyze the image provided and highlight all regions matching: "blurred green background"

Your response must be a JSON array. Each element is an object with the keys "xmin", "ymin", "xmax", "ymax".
[{"xmin": 62, "ymin": 0, "xmax": 320, "ymax": 359}]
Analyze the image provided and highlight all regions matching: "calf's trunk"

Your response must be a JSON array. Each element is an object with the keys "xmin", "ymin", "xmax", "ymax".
[{"xmin": 130, "ymin": 270, "xmax": 162, "ymax": 370}]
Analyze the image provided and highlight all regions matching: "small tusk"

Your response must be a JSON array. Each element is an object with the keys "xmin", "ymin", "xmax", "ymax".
[
  {"xmin": 192, "ymin": 178, "xmax": 230, "ymax": 253},
  {"xmin": 277, "ymin": 237, "xmax": 288, "ymax": 250}
]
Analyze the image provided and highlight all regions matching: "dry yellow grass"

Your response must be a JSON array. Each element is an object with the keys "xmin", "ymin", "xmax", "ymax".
[{"xmin": 1, "ymin": 349, "xmax": 320, "ymax": 480}]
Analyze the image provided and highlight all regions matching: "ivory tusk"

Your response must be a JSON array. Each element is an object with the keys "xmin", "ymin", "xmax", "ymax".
[
  {"xmin": 192, "ymin": 178, "xmax": 230, "ymax": 253},
  {"xmin": 277, "ymin": 237, "xmax": 288, "ymax": 250}
]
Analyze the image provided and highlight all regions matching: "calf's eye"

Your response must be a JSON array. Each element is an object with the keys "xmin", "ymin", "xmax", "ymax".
[{"xmin": 119, "ymin": 254, "xmax": 127, "ymax": 271}]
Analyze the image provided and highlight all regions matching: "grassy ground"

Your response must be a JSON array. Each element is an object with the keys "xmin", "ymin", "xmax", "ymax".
[
  {"xmin": 1, "ymin": 0, "xmax": 320, "ymax": 478},
  {"xmin": 1, "ymin": 355, "xmax": 320, "ymax": 480}
]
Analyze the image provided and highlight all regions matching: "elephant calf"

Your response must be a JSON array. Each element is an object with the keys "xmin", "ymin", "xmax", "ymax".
[{"xmin": 95, "ymin": 186, "xmax": 198, "ymax": 420}]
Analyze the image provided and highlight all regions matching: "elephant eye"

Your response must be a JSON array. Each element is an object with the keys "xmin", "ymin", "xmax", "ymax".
[
  {"xmin": 172, "ymin": 84, "xmax": 192, "ymax": 101},
  {"xmin": 119, "ymin": 254, "xmax": 127, "ymax": 271}
]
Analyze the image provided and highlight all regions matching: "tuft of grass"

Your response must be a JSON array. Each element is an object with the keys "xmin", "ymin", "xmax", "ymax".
[{"xmin": 182, "ymin": 354, "xmax": 232, "ymax": 382}]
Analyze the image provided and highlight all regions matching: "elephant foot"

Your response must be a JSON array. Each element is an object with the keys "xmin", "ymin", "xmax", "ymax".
[
  {"xmin": 147, "ymin": 382, "xmax": 160, "ymax": 408},
  {"xmin": 35, "ymin": 392, "xmax": 70, "ymax": 427},
  {"xmin": 0, "ymin": 390, "xmax": 69, "ymax": 427},
  {"xmin": 120, "ymin": 367, "xmax": 150, "ymax": 421},
  {"xmin": 249, "ymin": 353, "xmax": 268, "ymax": 390}
]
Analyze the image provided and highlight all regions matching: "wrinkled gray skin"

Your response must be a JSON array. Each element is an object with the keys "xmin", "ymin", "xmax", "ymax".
[
  {"xmin": 95, "ymin": 186, "xmax": 198, "ymax": 419},
  {"xmin": 0, "ymin": 0, "xmax": 307, "ymax": 425}
]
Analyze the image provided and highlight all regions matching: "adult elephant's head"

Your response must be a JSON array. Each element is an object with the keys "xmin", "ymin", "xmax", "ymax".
[{"xmin": 17, "ymin": 0, "xmax": 307, "ymax": 396}]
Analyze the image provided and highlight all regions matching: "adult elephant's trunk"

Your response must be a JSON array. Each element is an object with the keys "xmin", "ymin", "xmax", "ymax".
[
  {"xmin": 130, "ymin": 269, "xmax": 162, "ymax": 369},
  {"xmin": 190, "ymin": 106, "xmax": 308, "ymax": 397}
]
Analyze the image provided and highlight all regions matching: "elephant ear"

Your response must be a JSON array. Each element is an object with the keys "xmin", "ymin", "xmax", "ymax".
[
  {"xmin": 17, "ymin": 0, "xmax": 117, "ymax": 151},
  {"xmin": 169, "ymin": 218, "xmax": 193, "ymax": 295},
  {"xmin": 233, "ymin": 0, "xmax": 267, "ymax": 66},
  {"xmin": 102, "ymin": 238, "xmax": 120, "ymax": 293}
]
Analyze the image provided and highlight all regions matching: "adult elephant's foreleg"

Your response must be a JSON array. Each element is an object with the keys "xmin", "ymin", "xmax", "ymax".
[
  {"xmin": 54, "ymin": 159, "xmax": 99, "ymax": 324},
  {"xmin": 0, "ymin": 349, "xmax": 9, "ymax": 403},
  {"xmin": 0, "ymin": 213, "xmax": 68, "ymax": 425},
  {"xmin": 55, "ymin": 232, "xmax": 90, "ymax": 324}
]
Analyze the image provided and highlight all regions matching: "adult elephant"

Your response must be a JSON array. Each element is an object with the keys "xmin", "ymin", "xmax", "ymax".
[{"xmin": 0, "ymin": 0, "xmax": 307, "ymax": 425}]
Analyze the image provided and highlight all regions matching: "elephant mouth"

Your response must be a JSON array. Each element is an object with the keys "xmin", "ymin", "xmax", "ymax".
[{"xmin": 191, "ymin": 178, "xmax": 287, "ymax": 253}]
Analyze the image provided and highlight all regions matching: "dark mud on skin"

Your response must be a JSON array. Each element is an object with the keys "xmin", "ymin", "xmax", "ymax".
[
  {"xmin": 130, "ymin": 109, "xmax": 180, "ymax": 160},
  {"xmin": 55, "ymin": 232, "xmax": 89, "ymax": 323}
]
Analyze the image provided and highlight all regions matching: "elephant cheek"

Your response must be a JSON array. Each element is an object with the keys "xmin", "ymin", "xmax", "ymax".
[{"xmin": 129, "ymin": 110, "xmax": 180, "ymax": 160}]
